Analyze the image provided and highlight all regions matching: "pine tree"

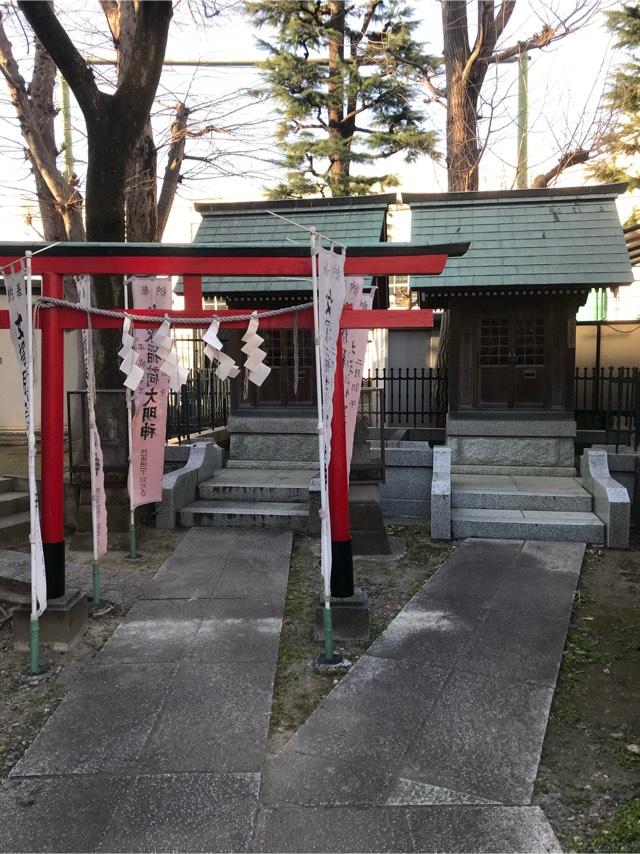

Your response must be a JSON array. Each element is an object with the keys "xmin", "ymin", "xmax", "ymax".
[
  {"xmin": 245, "ymin": 0, "xmax": 439, "ymax": 198},
  {"xmin": 591, "ymin": 4, "xmax": 640, "ymax": 190}
]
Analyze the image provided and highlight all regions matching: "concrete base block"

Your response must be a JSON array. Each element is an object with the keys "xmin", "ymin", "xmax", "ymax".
[
  {"xmin": 314, "ymin": 589, "xmax": 370, "ymax": 642},
  {"xmin": 12, "ymin": 588, "xmax": 88, "ymax": 651}
]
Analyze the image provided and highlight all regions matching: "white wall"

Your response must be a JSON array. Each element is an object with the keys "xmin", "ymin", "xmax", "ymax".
[{"xmin": 0, "ymin": 292, "xmax": 83, "ymax": 432}]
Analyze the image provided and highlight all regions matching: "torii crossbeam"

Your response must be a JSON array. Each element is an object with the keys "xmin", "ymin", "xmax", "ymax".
[{"xmin": 0, "ymin": 240, "xmax": 469, "ymax": 598}]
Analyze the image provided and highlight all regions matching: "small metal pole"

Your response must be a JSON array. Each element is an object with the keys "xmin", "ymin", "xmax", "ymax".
[{"xmin": 30, "ymin": 618, "xmax": 40, "ymax": 674}]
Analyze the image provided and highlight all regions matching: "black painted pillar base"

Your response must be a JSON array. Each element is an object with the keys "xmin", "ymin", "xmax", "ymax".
[
  {"xmin": 330, "ymin": 539, "xmax": 354, "ymax": 598},
  {"xmin": 43, "ymin": 541, "xmax": 65, "ymax": 599}
]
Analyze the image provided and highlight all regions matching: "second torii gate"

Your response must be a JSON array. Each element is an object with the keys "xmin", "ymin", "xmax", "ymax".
[{"xmin": 0, "ymin": 239, "xmax": 469, "ymax": 598}]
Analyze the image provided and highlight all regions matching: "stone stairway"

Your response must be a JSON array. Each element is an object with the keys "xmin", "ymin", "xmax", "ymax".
[
  {"xmin": 179, "ymin": 415, "xmax": 319, "ymax": 530},
  {"xmin": 0, "ymin": 476, "xmax": 30, "ymax": 545},
  {"xmin": 451, "ymin": 473, "xmax": 605, "ymax": 544}
]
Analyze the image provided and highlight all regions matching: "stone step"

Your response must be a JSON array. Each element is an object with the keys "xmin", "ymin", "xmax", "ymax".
[
  {"xmin": 452, "ymin": 465, "xmax": 577, "ymax": 477},
  {"xmin": 452, "ymin": 475, "xmax": 592, "ymax": 512},
  {"xmin": 451, "ymin": 508, "xmax": 604, "ymax": 544},
  {"xmin": 199, "ymin": 469, "xmax": 312, "ymax": 503},
  {"xmin": 180, "ymin": 499, "xmax": 309, "ymax": 531},
  {"xmin": 0, "ymin": 491, "xmax": 30, "ymax": 517},
  {"xmin": 0, "ymin": 510, "xmax": 31, "ymax": 544},
  {"xmin": 0, "ymin": 476, "xmax": 15, "ymax": 494},
  {"xmin": 229, "ymin": 432, "xmax": 319, "ymax": 463},
  {"xmin": 226, "ymin": 459, "xmax": 319, "ymax": 471}
]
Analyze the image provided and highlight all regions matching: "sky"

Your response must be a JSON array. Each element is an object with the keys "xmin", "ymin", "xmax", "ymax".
[{"xmin": 0, "ymin": 0, "xmax": 635, "ymax": 244}]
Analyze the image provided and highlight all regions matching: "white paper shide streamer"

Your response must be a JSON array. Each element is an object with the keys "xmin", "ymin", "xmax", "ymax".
[
  {"xmin": 6, "ymin": 259, "xmax": 47, "ymax": 616},
  {"xmin": 241, "ymin": 312, "xmax": 271, "ymax": 387},
  {"xmin": 203, "ymin": 318, "xmax": 240, "ymax": 380},
  {"xmin": 118, "ymin": 316, "xmax": 144, "ymax": 391},
  {"xmin": 152, "ymin": 319, "xmax": 190, "ymax": 391}
]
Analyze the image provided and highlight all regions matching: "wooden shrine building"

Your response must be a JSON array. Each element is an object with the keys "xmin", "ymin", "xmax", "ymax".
[{"xmin": 406, "ymin": 183, "xmax": 633, "ymax": 470}]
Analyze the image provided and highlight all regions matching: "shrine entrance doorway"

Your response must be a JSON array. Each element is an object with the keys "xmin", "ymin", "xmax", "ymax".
[
  {"xmin": 477, "ymin": 304, "xmax": 547, "ymax": 410},
  {"xmin": 232, "ymin": 328, "xmax": 316, "ymax": 409}
]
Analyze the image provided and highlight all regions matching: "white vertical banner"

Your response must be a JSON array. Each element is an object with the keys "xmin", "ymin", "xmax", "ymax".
[
  {"xmin": 6, "ymin": 260, "xmax": 47, "ymax": 616},
  {"xmin": 76, "ymin": 275, "xmax": 108, "ymax": 557},
  {"xmin": 343, "ymin": 281, "xmax": 375, "ymax": 474},
  {"xmin": 317, "ymin": 248, "xmax": 346, "ymax": 480},
  {"xmin": 129, "ymin": 277, "xmax": 172, "ymax": 508},
  {"xmin": 315, "ymin": 246, "xmax": 346, "ymax": 599}
]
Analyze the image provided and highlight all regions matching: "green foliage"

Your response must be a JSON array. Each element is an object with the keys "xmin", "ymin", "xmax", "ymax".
[
  {"xmin": 245, "ymin": 0, "xmax": 439, "ymax": 198},
  {"xmin": 590, "ymin": 4, "xmax": 640, "ymax": 190},
  {"xmin": 580, "ymin": 798, "xmax": 640, "ymax": 852}
]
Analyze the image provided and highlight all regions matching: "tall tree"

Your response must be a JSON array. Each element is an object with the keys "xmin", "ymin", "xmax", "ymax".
[
  {"xmin": 421, "ymin": 1, "xmax": 598, "ymax": 191},
  {"xmin": 589, "ymin": 3, "xmax": 640, "ymax": 191},
  {"xmin": 245, "ymin": 0, "xmax": 439, "ymax": 198},
  {"xmin": 18, "ymin": 0, "xmax": 172, "ymax": 245},
  {"xmin": 8, "ymin": 0, "xmax": 172, "ymax": 385}
]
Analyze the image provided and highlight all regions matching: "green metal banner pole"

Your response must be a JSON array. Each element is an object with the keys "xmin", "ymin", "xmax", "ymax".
[
  {"xmin": 323, "ymin": 603, "xmax": 334, "ymax": 661},
  {"xmin": 91, "ymin": 561, "xmax": 101, "ymax": 605},
  {"xmin": 29, "ymin": 618, "xmax": 40, "ymax": 674},
  {"xmin": 128, "ymin": 518, "xmax": 137, "ymax": 560}
]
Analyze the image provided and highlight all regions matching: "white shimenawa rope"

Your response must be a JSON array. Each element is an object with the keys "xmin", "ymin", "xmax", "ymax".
[{"xmin": 35, "ymin": 296, "xmax": 314, "ymax": 325}]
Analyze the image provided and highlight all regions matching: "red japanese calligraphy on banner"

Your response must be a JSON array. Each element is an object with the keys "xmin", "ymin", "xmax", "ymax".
[{"xmin": 129, "ymin": 277, "xmax": 172, "ymax": 508}]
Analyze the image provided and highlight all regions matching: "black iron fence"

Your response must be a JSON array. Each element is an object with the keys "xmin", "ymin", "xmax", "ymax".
[
  {"xmin": 68, "ymin": 366, "xmax": 639, "ymax": 460},
  {"xmin": 363, "ymin": 368, "xmax": 448, "ymax": 428},
  {"xmin": 166, "ymin": 370, "xmax": 231, "ymax": 443},
  {"xmin": 574, "ymin": 366, "xmax": 640, "ymax": 450}
]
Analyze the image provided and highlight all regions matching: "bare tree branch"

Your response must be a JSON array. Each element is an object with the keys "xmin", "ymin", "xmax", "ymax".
[
  {"xmin": 17, "ymin": 0, "xmax": 102, "ymax": 115},
  {"xmin": 532, "ymin": 147, "xmax": 591, "ymax": 187},
  {"xmin": 157, "ymin": 101, "xmax": 189, "ymax": 240}
]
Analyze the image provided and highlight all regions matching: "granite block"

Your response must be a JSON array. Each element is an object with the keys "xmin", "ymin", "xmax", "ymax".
[
  {"xmin": 580, "ymin": 449, "xmax": 630, "ymax": 548},
  {"xmin": 430, "ymin": 446, "xmax": 451, "ymax": 539},
  {"xmin": 446, "ymin": 418, "xmax": 577, "ymax": 438}
]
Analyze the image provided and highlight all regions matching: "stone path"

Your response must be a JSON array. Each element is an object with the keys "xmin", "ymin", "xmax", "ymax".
[
  {"xmin": 0, "ymin": 527, "xmax": 291, "ymax": 853},
  {"xmin": 257, "ymin": 538, "xmax": 584, "ymax": 852},
  {"xmin": 0, "ymin": 534, "xmax": 584, "ymax": 852}
]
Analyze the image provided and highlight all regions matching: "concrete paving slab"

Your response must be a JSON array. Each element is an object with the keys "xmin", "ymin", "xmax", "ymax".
[
  {"xmin": 100, "ymin": 772, "xmax": 261, "ymax": 853},
  {"xmin": 0, "ymin": 775, "xmax": 125, "ymax": 853},
  {"xmin": 12, "ymin": 662, "xmax": 178, "ymax": 777},
  {"xmin": 145, "ymin": 555, "xmax": 227, "ymax": 599},
  {"xmin": 99, "ymin": 598, "xmax": 206, "ymax": 662},
  {"xmin": 406, "ymin": 805, "xmax": 561, "ymax": 853},
  {"xmin": 138, "ymin": 661, "xmax": 274, "ymax": 774},
  {"xmin": 400, "ymin": 669, "xmax": 554, "ymax": 804},
  {"xmin": 261, "ymin": 752, "xmax": 394, "ymax": 807},
  {"xmin": 516, "ymin": 540, "xmax": 586, "ymax": 574},
  {"xmin": 366, "ymin": 597, "xmax": 483, "ymax": 669},
  {"xmin": 204, "ymin": 596, "xmax": 284, "ymax": 620},
  {"xmin": 190, "ymin": 615, "xmax": 281, "ymax": 663},
  {"xmin": 253, "ymin": 805, "xmax": 415, "ymax": 853},
  {"xmin": 252, "ymin": 805, "xmax": 560, "ymax": 853},
  {"xmin": 171, "ymin": 527, "xmax": 241, "ymax": 559},
  {"xmin": 490, "ymin": 563, "xmax": 581, "ymax": 619},
  {"xmin": 459, "ymin": 608, "xmax": 571, "ymax": 686},
  {"xmin": 385, "ymin": 777, "xmax": 497, "ymax": 806},
  {"xmin": 284, "ymin": 657, "xmax": 447, "ymax": 765}
]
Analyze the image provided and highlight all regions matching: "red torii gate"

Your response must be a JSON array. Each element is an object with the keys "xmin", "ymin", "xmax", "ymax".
[{"xmin": 0, "ymin": 240, "xmax": 469, "ymax": 599}]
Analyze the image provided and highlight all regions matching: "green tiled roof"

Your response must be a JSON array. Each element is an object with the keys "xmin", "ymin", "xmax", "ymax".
[
  {"xmin": 179, "ymin": 195, "xmax": 394, "ymax": 295},
  {"xmin": 407, "ymin": 183, "xmax": 633, "ymax": 292}
]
